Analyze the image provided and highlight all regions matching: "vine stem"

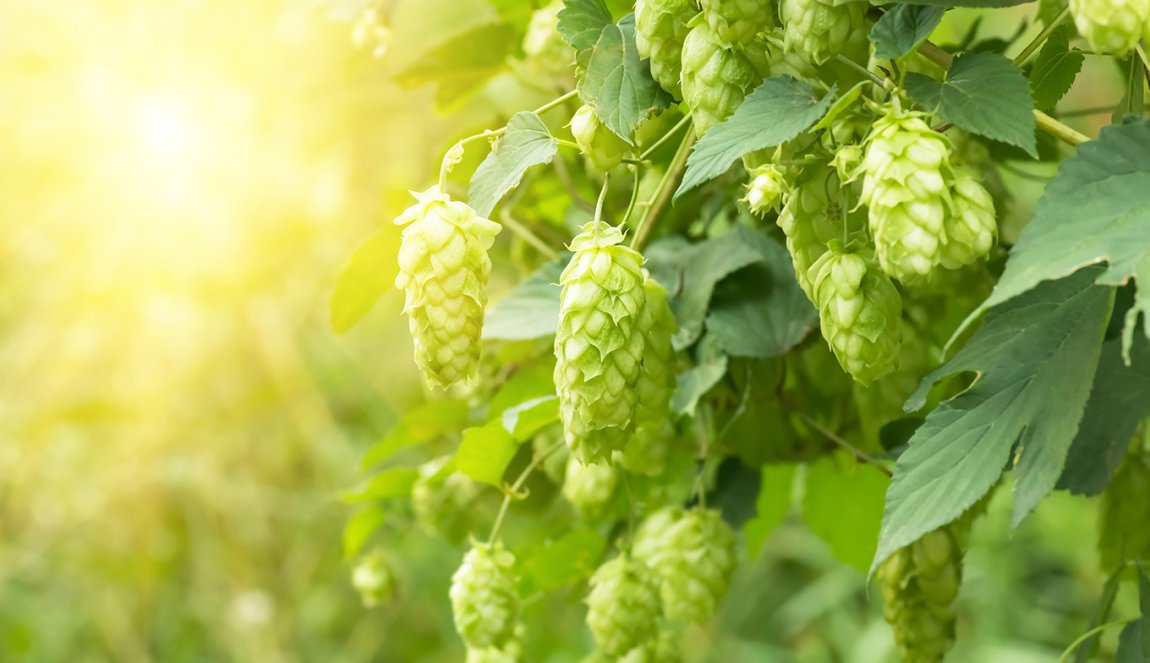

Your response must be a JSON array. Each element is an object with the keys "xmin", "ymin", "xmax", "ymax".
[
  {"xmin": 1057, "ymin": 619, "xmax": 1135, "ymax": 662},
  {"xmin": 794, "ymin": 411, "xmax": 893, "ymax": 477},
  {"xmin": 621, "ymin": 166, "xmax": 642, "ymax": 229},
  {"xmin": 1012, "ymin": 6, "xmax": 1070, "ymax": 66},
  {"xmin": 639, "ymin": 115, "xmax": 691, "ymax": 160},
  {"xmin": 487, "ymin": 440, "xmax": 566, "ymax": 544},
  {"xmin": 499, "ymin": 210, "xmax": 560, "ymax": 260},
  {"xmin": 835, "ymin": 53, "xmax": 886, "ymax": 88},
  {"xmin": 594, "ymin": 171, "xmax": 611, "ymax": 225},
  {"xmin": 630, "ymin": 124, "xmax": 695, "ymax": 250}
]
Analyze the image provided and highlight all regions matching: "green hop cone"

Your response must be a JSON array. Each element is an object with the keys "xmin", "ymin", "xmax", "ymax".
[
  {"xmin": 620, "ymin": 273, "xmax": 678, "ymax": 476},
  {"xmin": 878, "ymin": 525, "xmax": 965, "ymax": 663},
  {"xmin": 1099, "ymin": 452, "xmax": 1150, "ymax": 570},
  {"xmin": 633, "ymin": 507, "xmax": 737, "ymax": 623},
  {"xmin": 781, "ymin": 0, "xmax": 864, "ymax": 65},
  {"xmin": 743, "ymin": 163, "xmax": 788, "ymax": 216},
  {"xmin": 450, "ymin": 541, "xmax": 519, "ymax": 649},
  {"xmin": 618, "ymin": 630, "xmax": 683, "ymax": 663},
  {"xmin": 680, "ymin": 17, "xmax": 771, "ymax": 135},
  {"xmin": 699, "ymin": 0, "xmax": 774, "ymax": 47},
  {"xmin": 554, "ymin": 221, "xmax": 648, "ymax": 464},
  {"xmin": 562, "ymin": 456, "xmax": 619, "ymax": 517},
  {"xmin": 775, "ymin": 167, "xmax": 845, "ymax": 300},
  {"xmin": 465, "ymin": 623, "xmax": 525, "ymax": 663},
  {"xmin": 809, "ymin": 251, "xmax": 902, "ymax": 385},
  {"xmin": 412, "ymin": 456, "xmax": 482, "ymax": 544},
  {"xmin": 571, "ymin": 104, "xmax": 631, "ymax": 172},
  {"xmin": 1069, "ymin": 0, "xmax": 1150, "ymax": 54},
  {"xmin": 351, "ymin": 548, "xmax": 397, "ymax": 608},
  {"xmin": 522, "ymin": 1, "xmax": 573, "ymax": 80},
  {"xmin": 636, "ymin": 0, "xmax": 698, "ymax": 99},
  {"xmin": 861, "ymin": 109, "xmax": 953, "ymax": 284},
  {"xmin": 586, "ymin": 554, "xmax": 663, "ymax": 656},
  {"xmin": 941, "ymin": 172, "xmax": 997, "ymax": 270},
  {"xmin": 395, "ymin": 187, "xmax": 502, "ymax": 389}
]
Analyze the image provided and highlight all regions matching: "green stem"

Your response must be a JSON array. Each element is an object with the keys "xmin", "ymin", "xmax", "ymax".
[
  {"xmin": 593, "ymin": 171, "xmax": 611, "ymax": 225},
  {"xmin": 794, "ymin": 411, "xmax": 893, "ymax": 477},
  {"xmin": 835, "ymin": 53, "xmax": 886, "ymax": 88},
  {"xmin": 1136, "ymin": 44, "xmax": 1150, "ymax": 80},
  {"xmin": 535, "ymin": 89, "xmax": 579, "ymax": 115},
  {"xmin": 487, "ymin": 441, "xmax": 565, "ymax": 544},
  {"xmin": 1012, "ymin": 6, "xmax": 1070, "ymax": 66},
  {"xmin": 639, "ymin": 115, "xmax": 691, "ymax": 160},
  {"xmin": 621, "ymin": 166, "xmax": 642, "ymax": 229},
  {"xmin": 1058, "ymin": 619, "xmax": 1135, "ymax": 663},
  {"xmin": 499, "ymin": 210, "xmax": 560, "ymax": 260},
  {"xmin": 630, "ymin": 124, "xmax": 695, "ymax": 250}
]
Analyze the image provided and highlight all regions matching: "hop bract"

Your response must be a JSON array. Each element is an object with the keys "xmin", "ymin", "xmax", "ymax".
[
  {"xmin": 941, "ymin": 172, "xmax": 997, "ymax": 269},
  {"xmin": 571, "ymin": 105, "xmax": 631, "ymax": 172},
  {"xmin": 586, "ymin": 554, "xmax": 662, "ymax": 656},
  {"xmin": 450, "ymin": 541, "xmax": 519, "ymax": 649},
  {"xmin": 878, "ymin": 525, "xmax": 964, "ymax": 663},
  {"xmin": 554, "ymin": 221, "xmax": 648, "ymax": 464},
  {"xmin": 351, "ymin": 549, "xmax": 396, "ymax": 608},
  {"xmin": 633, "ymin": 507, "xmax": 737, "ymax": 623},
  {"xmin": 619, "ymin": 273, "xmax": 678, "ymax": 476},
  {"xmin": 680, "ymin": 17, "xmax": 771, "ymax": 135},
  {"xmin": 1069, "ymin": 0, "xmax": 1150, "ymax": 54},
  {"xmin": 699, "ymin": 0, "xmax": 774, "ymax": 47},
  {"xmin": 809, "ymin": 251, "xmax": 902, "ymax": 385},
  {"xmin": 635, "ymin": 0, "xmax": 698, "ymax": 99},
  {"xmin": 394, "ymin": 187, "xmax": 501, "ymax": 389},
  {"xmin": 781, "ymin": 0, "xmax": 864, "ymax": 64},
  {"xmin": 562, "ymin": 456, "xmax": 619, "ymax": 517}
]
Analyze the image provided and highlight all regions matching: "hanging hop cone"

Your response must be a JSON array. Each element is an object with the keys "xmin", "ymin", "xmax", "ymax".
[
  {"xmin": 351, "ymin": 549, "xmax": 397, "ymax": 608},
  {"xmin": 619, "ymin": 272, "xmax": 678, "ymax": 476},
  {"xmin": 412, "ymin": 456, "xmax": 482, "ymax": 544},
  {"xmin": 465, "ymin": 622, "xmax": 525, "ymax": 663},
  {"xmin": 633, "ymin": 507, "xmax": 737, "ymax": 623},
  {"xmin": 699, "ymin": 0, "xmax": 774, "ymax": 47},
  {"xmin": 636, "ymin": 0, "xmax": 698, "ymax": 99},
  {"xmin": 450, "ymin": 541, "xmax": 519, "ymax": 650},
  {"xmin": 617, "ymin": 630, "xmax": 684, "ymax": 663},
  {"xmin": 554, "ymin": 221, "xmax": 648, "ymax": 464},
  {"xmin": 562, "ymin": 456, "xmax": 620, "ymax": 518},
  {"xmin": 941, "ymin": 172, "xmax": 997, "ymax": 270},
  {"xmin": 522, "ymin": 1, "xmax": 573, "ymax": 80},
  {"xmin": 775, "ymin": 167, "xmax": 845, "ymax": 301},
  {"xmin": 878, "ymin": 525, "xmax": 965, "ymax": 663},
  {"xmin": 571, "ymin": 104, "xmax": 631, "ymax": 172},
  {"xmin": 680, "ymin": 16, "xmax": 771, "ymax": 135},
  {"xmin": 1069, "ymin": 0, "xmax": 1150, "ymax": 55},
  {"xmin": 743, "ymin": 163, "xmax": 789, "ymax": 216},
  {"xmin": 809, "ymin": 251, "xmax": 902, "ymax": 385},
  {"xmin": 394, "ymin": 187, "xmax": 501, "ymax": 389},
  {"xmin": 781, "ymin": 0, "xmax": 865, "ymax": 64},
  {"xmin": 586, "ymin": 554, "xmax": 663, "ymax": 656},
  {"xmin": 860, "ymin": 109, "xmax": 953, "ymax": 284}
]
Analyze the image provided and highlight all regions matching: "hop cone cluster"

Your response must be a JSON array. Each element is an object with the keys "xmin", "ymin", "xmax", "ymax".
[
  {"xmin": 699, "ymin": 0, "xmax": 774, "ymax": 47},
  {"xmin": 562, "ymin": 456, "xmax": 619, "ymax": 517},
  {"xmin": 571, "ymin": 104, "xmax": 631, "ymax": 172},
  {"xmin": 633, "ymin": 507, "xmax": 737, "ymax": 623},
  {"xmin": 586, "ymin": 554, "xmax": 662, "ymax": 656},
  {"xmin": 351, "ymin": 549, "xmax": 396, "ymax": 608},
  {"xmin": 1069, "ymin": 0, "xmax": 1150, "ymax": 54},
  {"xmin": 635, "ymin": 0, "xmax": 698, "ymax": 98},
  {"xmin": 680, "ymin": 17, "xmax": 770, "ymax": 135},
  {"xmin": 450, "ymin": 541, "xmax": 519, "ymax": 649},
  {"xmin": 809, "ymin": 251, "xmax": 902, "ymax": 385},
  {"xmin": 554, "ymin": 221, "xmax": 648, "ymax": 464},
  {"xmin": 620, "ymin": 273, "xmax": 678, "ymax": 476},
  {"xmin": 878, "ymin": 526, "xmax": 965, "ymax": 663},
  {"xmin": 395, "ymin": 187, "xmax": 501, "ymax": 389},
  {"xmin": 412, "ymin": 456, "xmax": 481, "ymax": 543},
  {"xmin": 781, "ymin": 0, "xmax": 864, "ymax": 64},
  {"xmin": 744, "ymin": 163, "xmax": 788, "ymax": 216},
  {"xmin": 941, "ymin": 172, "xmax": 997, "ymax": 270},
  {"xmin": 1099, "ymin": 452, "xmax": 1150, "ymax": 569}
]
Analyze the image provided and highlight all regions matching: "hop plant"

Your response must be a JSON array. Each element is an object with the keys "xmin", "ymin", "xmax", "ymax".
[
  {"xmin": 1098, "ymin": 452, "xmax": 1150, "ymax": 569},
  {"xmin": 781, "ymin": 0, "xmax": 865, "ymax": 65},
  {"xmin": 680, "ymin": 17, "xmax": 771, "ymax": 135},
  {"xmin": 571, "ymin": 105, "xmax": 631, "ymax": 172},
  {"xmin": 351, "ymin": 549, "xmax": 397, "ymax": 608},
  {"xmin": 633, "ymin": 507, "xmax": 737, "ymax": 623},
  {"xmin": 861, "ymin": 109, "xmax": 953, "ymax": 284},
  {"xmin": 941, "ymin": 172, "xmax": 997, "ymax": 269},
  {"xmin": 619, "ymin": 273, "xmax": 678, "ymax": 476},
  {"xmin": 554, "ymin": 221, "xmax": 648, "ymax": 464},
  {"xmin": 699, "ymin": 0, "xmax": 774, "ymax": 47},
  {"xmin": 394, "ymin": 187, "xmax": 502, "ymax": 389},
  {"xmin": 743, "ymin": 163, "xmax": 788, "ymax": 216},
  {"xmin": 450, "ymin": 541, "xmax": 519, "ymax": 649},
  {"xmin": 809, "ymin": 251, "xmax": 902, "ymax": 385},
  {"xmin": 879, "ymin": 525, "xmax": 965, "ymax": 663},
  {"xmin": 586, "ymin": 554, "xmax": 663, "ymax": 656},
  {"xmin": 635, "ymin": 0, "xmax": 698, "ymax": 98},
  {"xmin": 1069, "ymin": 0, "xmax": 1150, "ymax": 55},
  {"xmin": 412, "ymin": 456, "xmax": 482, "ymax": 544},
  {"xmin": 562, "ymin": 456, "xmax": 619, "ymax": 517}
]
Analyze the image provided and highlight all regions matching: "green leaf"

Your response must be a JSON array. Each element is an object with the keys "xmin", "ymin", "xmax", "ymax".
[
  {"xmin": 671, "ymin": 351, "xmax": 729, "ymax": 417},
  {"xmin": 1029, "ymin": 27, "xmax": 1083, "ymax": 110},
  {"xmin": 468, "ymin": 112, "xmax": 559, "ymax": 218},
  {"xmin": 872, "ymin": 269, "xmax": 1113, "ymax": 574},
  {"xmin": 557, "ymin": 0, "xmax": 613, "ymax": 53},
  {"xmin": 869, "ymin": 5, "xmax": 945, "ymax": 60},
  {"xmin": 499, "ymin": 396, "xmax": 560, "ymax": 440},
  {"xmin": 343, "ymin": 507, "xmax": 387, "ymax": 559},
  {"xmin": 482, "ymin": 254, "xmax": 567, "ymax": 341},
  {"xmin": 359, "ymin": 399, "xmax": 471, "ymax": 470},
  {"xmin": 488, "ymin": 357, "xmax": 558, "ymax": 416},
  {"xmin": 676, "ymin": 77, "xmax": 836, "ymax": 197},
  {"xmin": 330, "ymin": 226, "xmax": 399, "ymax": 333},
  {"xmin": 958, "ymin": 120, "xmax": 1150, "ymax": 353},
  {"xmin": 905, "ymin": 52, "xmax": 1037, "ymax": 157},
  {"xmin": 456, "ymin": 421, "xmax": 520, "ymax": 486},
  {"xmin": 1115, "ymin": 567, "xmax": 1150, "ymax": 663},
  {"xmin": 521, "ymin": 528, "xmax": 608, "ymax": 593},
  {"xmin": 578, "ymin": 16, "xmax": 670, "ymax": 143},
  {"xmin": 705, "ymin": 226, "xmax": 817, "ymax": 358},
  {"xmin": 744, "ymin": 464, "xmax": 796, "ymax": 557},
  {"xmin": 393, "ymin": 21, "xmax": 515, "ymax": 106},
  {"xmin": 804, "ymin": 456, "xmax": 890, "ymax": 573},
  {"xmin": 813, "ymin": 81, "xmax": 866, "ymax": 132},
  {"xmin": 341, "ymin": 467, "xmax": 420, "ymax": 503}
]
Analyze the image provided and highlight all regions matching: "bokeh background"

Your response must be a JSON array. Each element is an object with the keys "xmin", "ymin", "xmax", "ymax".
[{"xmin": 0, "ymin": 0, "xmax": 1136, "ymax": 661}]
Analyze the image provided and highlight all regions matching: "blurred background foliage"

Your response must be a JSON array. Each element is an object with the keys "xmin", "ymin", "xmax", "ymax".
[{"xmin": 0, "ymin": 0, "xmax": 1137, "ymax": 661}]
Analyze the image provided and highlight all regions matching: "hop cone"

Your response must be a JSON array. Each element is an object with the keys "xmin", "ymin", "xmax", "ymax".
[
  {"xmin": 680, "ymin": 17, "xmax": 771, "ymax": 135},
  {"xmin": 412, "ymin": 456, "xmax": 482, "ymax": 543},
  {"xmin": 776, "ymin": 169, "xmax": 843, "ymax": 300},
  {"xmin": 633, "ymin": 507, "xmax": 737, "ymax": 623},
  {"xmin": 781, "ymin": 0, "xmax": 864, "ymax": 64},
  {"xmin": 351, "ymin": 549, "xmax": 397, "ymax": 608},
  {"xmin": 699, "ymin": 0, "xmax": 774, "ymax": 47},
  {"xmin": 636, "ymin": 0, "xmax": 698, "ymax": 98},
  {"xmin": 554, "ymin": 221, "xmax": 648, "ymax": 463},
  {"xmin": 395, "ymin": 187, "xmax": 501, "ymax": 389},
  {"xmin": 861, "ymin": 110, "xmax": 952, "ymax": 284},
  {"xmin": 466, "ymin": 623, "xmax": 525, "ymax": 663},
  {"xmin": 450, "ymin": 541, "xmax": 519, "ymax": 649},
  {"xmin": 618, "ymin": 630, "xmax": 683, "ymax": 663},
  {"xmin": 620, "ymin": 273, "xmax": 678, "ymax": 476},
  {"xmin": 1069, "ymin": 0, "xmax": 1150, "ymax": 54},
  {"xmin": 941, "ymin": 172, "xmax": 997, "ymax": 269},
  {"xmin": 571, "ymin": 104, "xmax": 631, "ymax": 172},
  {"xmin": 586, "ymin": 554, "xmax": 663, "ymax": 656},
  {"xmin": 878, "ymin": 525, "xmax": 965, "ymax": 663},
  {"xmin": 1099, "ymin": 452, "xmax": 1150, "ymax": 570},
  {"xmin": 523, "ymin": 1, "xmax": 572, "ymax": 78},
  {"xmin": 562, "ymin": 456, "xmax": 619, "ymax": 517},
  {"xmin": 744, "ymin": 163, "xmax": 788, "ymax": 216},
  {"xmin": 809, "ymin": 251, "xmax": 902, "ymax": 385}
]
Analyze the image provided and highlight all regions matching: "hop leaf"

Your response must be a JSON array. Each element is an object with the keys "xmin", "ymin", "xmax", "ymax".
[
  {"xmin": 450, "ymin": 541, "xmax": 520, "ymax": 649},
  {"xmin": 633, "ymin": 507, "xmax": 737, "ymax": 623},
  {"xmin": 635, "ymin": 0, "xmax": 698, "ymax": 99},
  {"xmin": 586, "ymin": 554, "xmax": 662, "ymax": 656},
  {"xmin": 680, "ymin": 18, "xmax": 771, "ymax": 135},
  {"xmin": 351, "ymin": 549, "xmax": 397, "ymax": 608},
  {"xmin": 554, "ymin": 221, "xmax": 648, "ymax": 463},
  {"xmin": 743, "ymin": 163, "xmax": 788, "ymax": 216},
  {"xmin": 1068, "ymin": 0, "xmax": 1150, "ymax": 55},
  {"xmin": 809, "ymin": 251, "xmax": 902, "ymax": 385},
  {"xmin": 395, "ymin": 187, "xmax": 502, "ymax": 389},
  {"xmin": 619, "ymin": 273, "xmax": 678, "ymax": 476},
  {"xmin": 571, "ymin": 104, "xmax": 632, "ymax": 171},
  {"xmin": 699, "ymin": 0, "xmax": 775, "ymax": 47},
  {"xmin": 781, "ymin": 0, "xmax": 864, "ymax": 65},
  {"xmin": 562, "ymin": 456, "xmax": 620, "ymax": 517},
  {"xmin": 878, "ymin": 525, "xmax": 965, "ymax": 663},
  {"xmin": 941, "ymin": 172, "xmax": 997, "ymax": 269}
]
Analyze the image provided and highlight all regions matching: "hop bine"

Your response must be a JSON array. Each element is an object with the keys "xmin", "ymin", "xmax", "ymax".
[
  {"xmin": 586, "ymin": 554, "xmax": 662, "ymax": 656},
  {"xmin": 633, "ymin": 507, "xmax": 737, "ymax": 623},
  {"xmin": 450, "ymin": 541, "xmax": 520, "ymax": 649},
  {"xmin": 635, "ymin": 0, "xmax": 698, "ymax": 99},
  {"xmin": 394, "ymin": 187, "xmax": 501, "ymax": 389},
  {"xmin": 680, "ymin": 16, "xmax": 770, "ymax": 135}
]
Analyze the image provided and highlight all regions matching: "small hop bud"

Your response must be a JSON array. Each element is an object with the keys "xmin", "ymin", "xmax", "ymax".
[
  {"xmin": 1069, "ymin": 0, "xmax": 1150, "ymax": 54},
  {"xmin": 941, "ymin": 173, "xmax": 997, "ymax": 269},
  {"xmin": 878, "ymin": 525, "xmax": 965, "ymax": 663},
  {"xmin": 680, "ymin": 17, "xmax": 771, "ymax": 135},
  {"xmin": 633, "ymin": 508, "xmax": 737, "ymax": 623},
  {"xmin": 699, "ymin": 0, "xmax": 775, "ymax": 47},
  {"xmin": 781, "ymin": 0, "xmax": 865, "ymax": 64},
  {"xmin": 571, "ymin": 105, "xmax": 631, "ymax": 172},
  {"xmin": 450, "ymin": 541, "xmax": 519, "ymax": 649},
  {"xmin": 351, "ymin": 549, "xmax": 396, "ymax": 607},
  {"xmin": 635, "ymin": 0, "xmax": 697, "ymax": 98},
  {"xmin": 743, "ymin": 163, "xmax": 788, "ymax": 215},
  {"xmin": 586, "ymin": 554, "xmax": 663, "ymax": 656},
  {"xmin": 562, "ymin": 456, "xmax": 619, "ymax": 517}
]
